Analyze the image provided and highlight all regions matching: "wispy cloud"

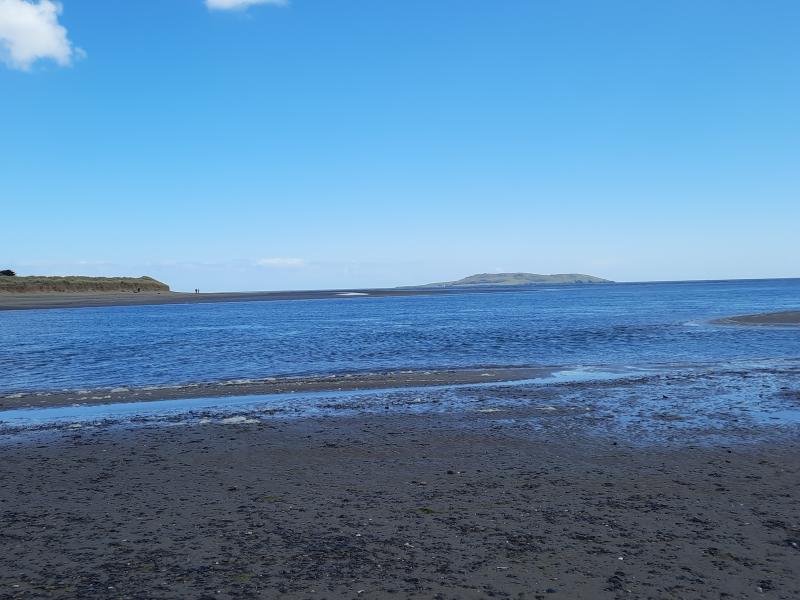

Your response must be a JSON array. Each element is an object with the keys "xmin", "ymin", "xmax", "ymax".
[
  {"xmin": 256, "ymin": 257, "xmax": 307, "ymax": 268},
  {"xmin": 0, "ymin": 0, "xmax": 80, "ymax": 70},
  {"xmin": 206, "ymin": 0, "xmax": 288, "ymax": 11}
]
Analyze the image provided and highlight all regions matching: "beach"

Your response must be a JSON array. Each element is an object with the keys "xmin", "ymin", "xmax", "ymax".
[
  {"xmin": 3, "ymin": 281, "xmax": 800, "ymax": 599},
  {"xmin": 2, "ymin": 409, "xmax": 799, "ymax": 599}
]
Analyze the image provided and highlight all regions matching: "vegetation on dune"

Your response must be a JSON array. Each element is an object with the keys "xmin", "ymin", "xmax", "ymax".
[{"xmin": 0, "ymin": 275, "xmax": 170, "ymax": 294}]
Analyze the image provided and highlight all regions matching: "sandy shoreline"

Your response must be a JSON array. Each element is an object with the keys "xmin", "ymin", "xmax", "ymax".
[
  {"xmin": 2, "ymin": 312, "xmax": 799, "ymax": 598},
  {"xmin": 3, "ymin": 362, "xmax": 800, "ymax": 598},
  {"xmin": 2, "ymin": 410, "xmax": 799, "ymax": 599},
  {"xmin": 0, "ymin": 367, "xmax": 555, "ymax": 410}
]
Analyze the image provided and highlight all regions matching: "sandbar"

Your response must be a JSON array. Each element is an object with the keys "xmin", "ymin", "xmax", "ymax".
[
  {"xmin": 0, "ymin": 367, "xmax": 554, "ymax": 410},
  {"xmin": 714, "ymin": 310, "xmax": 800, "ymax": 326},
  {"xmin": 0, "ymin": 286, "xmax": 517, "ymax": 312}
]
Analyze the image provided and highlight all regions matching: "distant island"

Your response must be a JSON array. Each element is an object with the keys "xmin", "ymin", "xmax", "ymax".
[
  {"xmin": 416, "ymin": 272, "xmax": 613, "ymax": 288},
  {"xmin": 0, "ymin": 275, "xmax": 170, "ymax": 294}
]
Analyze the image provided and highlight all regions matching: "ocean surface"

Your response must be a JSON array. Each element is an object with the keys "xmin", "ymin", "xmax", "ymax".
[{"xmin": 2, "ymin": 279, "xmax": 800, "ymax": 394}]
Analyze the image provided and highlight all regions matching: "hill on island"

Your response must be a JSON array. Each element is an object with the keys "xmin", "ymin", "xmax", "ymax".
[
  {"xmin": 0, "ymin": 275, "xmax": 170, "ymax": 294},
  {"xmin": 418, "ymin": 272, "xmax": 612, "ymax": 288}
]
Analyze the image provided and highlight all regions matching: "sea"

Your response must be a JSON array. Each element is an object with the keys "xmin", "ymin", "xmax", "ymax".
[
  {"xmin": 2, "ymin": 279, "xmax": 800, "ymax": 440},
  {"xmin": 2, "ymin": 278, "xmax": 800, "ymax": 394}
]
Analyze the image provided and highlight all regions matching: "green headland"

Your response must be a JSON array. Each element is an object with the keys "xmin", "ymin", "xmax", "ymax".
[{"xmin": 0, "ymin": 275, "xmax": 170, "ymax": 294}]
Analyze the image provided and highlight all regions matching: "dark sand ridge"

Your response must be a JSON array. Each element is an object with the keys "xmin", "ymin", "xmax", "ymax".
[
  {"xmin": 1, "ymin": 410, "xmax": 798, "ymax": 599},
  {"xmin": 0, "ymin": 286, "xmax": 528, "ymax": 312},
  {"xmin": 714, "ymin": 310, "xmax": 800, "ymax": 326},
  {"xmin": 0, "ymin": 367, "xmax": 554, "ymax": 410}
]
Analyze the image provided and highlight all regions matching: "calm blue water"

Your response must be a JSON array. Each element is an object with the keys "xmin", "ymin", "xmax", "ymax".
[{"xmin": 1, "ymin": 279, "xmax": 799, "ymax": 394}]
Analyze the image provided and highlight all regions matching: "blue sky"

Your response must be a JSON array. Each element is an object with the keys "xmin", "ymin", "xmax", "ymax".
[{"xmin": 2, "ymin": 0, "xmax": 799, "ymax": 291}]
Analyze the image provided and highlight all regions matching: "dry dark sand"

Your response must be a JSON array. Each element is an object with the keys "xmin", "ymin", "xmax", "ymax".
[
  {"xmin": 714, "ymin": 311, "xmax": 800, "ymax": 326},
  {"xmin": 2, "ymin": 409, "xmax": 799, "ymax": 600}
]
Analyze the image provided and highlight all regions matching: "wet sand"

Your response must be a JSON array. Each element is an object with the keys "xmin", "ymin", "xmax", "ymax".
[
  {"xmin": 714, "ymin": 310, "xmax": 800, "ymax": 326},
  {"xmin": 3, "ymin": 363, "xmax": 800, "ymax": 599},
  {"xmin": 2, "ymin": 411, "xmax": 799, "ymax": 599},
  {"xmin": 0, "ymin": 368, "xmax": 555, "ymax": 410}
]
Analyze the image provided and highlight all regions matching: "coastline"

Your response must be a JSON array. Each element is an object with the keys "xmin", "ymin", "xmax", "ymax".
[
  {"xmin": 3, "ymin": 283, "xmax": 800, "ymax": 597},
  {"xmin": 2, "ymin": 411, "xmax": 798, "ymax": 598}
]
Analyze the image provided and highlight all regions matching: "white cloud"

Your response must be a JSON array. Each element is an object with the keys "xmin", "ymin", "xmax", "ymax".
[
  {"xmin": 206, "ymin": 0, "xmax": 287, "ymax": 11},
  {"xmin": 0, "ymin": 0, "xmax": 79, "ymax": 70},
  {"xmin": 256, "ymin": 257, "xmax": 307, "ymax": 268}
]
